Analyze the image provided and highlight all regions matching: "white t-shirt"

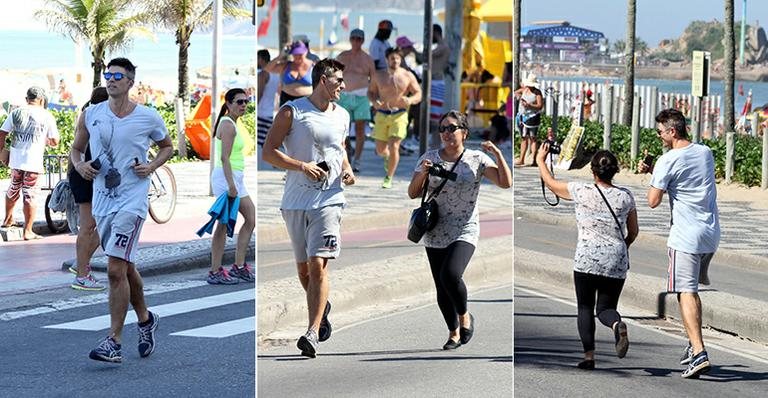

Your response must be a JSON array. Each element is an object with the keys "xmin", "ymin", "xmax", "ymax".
[
  {"xmin": 0, "ymin": 105, "xmax": 59, "ymax": 173},
  {"xmin": 568, "ymin": 182, "xmax": 636, "ymax": 279},
  {"xmin": 650, "ymin": 143, "xmax": 720, "ymax": 254},
  {"xmin": 84, "ymin": 102, "xmax": 168, "ymax": 218},
  {"xmin": 257, "ymin": 70, "xmax": 279, "ymax": 119},
  {"xmin": 413, "ymin": 149, "xmax": 497, "ymax": 249},
  {"xmin": 280, "ymin": 97, "xmax": 350, "ymax": 210}
]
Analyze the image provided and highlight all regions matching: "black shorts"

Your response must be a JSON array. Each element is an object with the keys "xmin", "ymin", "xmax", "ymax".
[{"xmin": 68, "ymin": 168, "xmax": 93, "ymax": 204}]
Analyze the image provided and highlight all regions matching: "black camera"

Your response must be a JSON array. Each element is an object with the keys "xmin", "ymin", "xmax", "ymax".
[
  {"xmin": 544, "ymin": 139, "xmax": 561, "ymax": 155},
  {"xmin": 427, "ymin": 163, "xmax": 457, "ymax": 181},
  {"xmin": 90, "ymin": 158, "xmax": 101, "ymax": 170}
]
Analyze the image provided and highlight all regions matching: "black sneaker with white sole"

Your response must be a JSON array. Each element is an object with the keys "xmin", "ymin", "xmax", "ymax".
[
  {"xmin": 318, "ymin": 301, "xmax": 332, "ymax": 342},
  {"xmin": 297, "ymin": 329, "xmax": 319, "ymax": 358},
  {"xmin": 89, "ymin": 336, "xmax": 122, "ymax": 363},
  {"xmin": 137, "ymin": 311, "xmax": 159, "ymax": 358},
  {"xmin": 681, "ymin": 350, "xmax": 711, "ymax": 379}
]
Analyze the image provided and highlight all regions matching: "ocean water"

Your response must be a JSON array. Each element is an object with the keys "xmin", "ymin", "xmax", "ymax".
[{"xmin": 0, "ymin": 30, "xmax": 255, "ymax": 82}]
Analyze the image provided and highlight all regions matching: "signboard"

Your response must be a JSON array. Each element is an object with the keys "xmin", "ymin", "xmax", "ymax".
[
  {"xmin": 555, "ymin": 125, "xmax": 586, "ymax": 170},
  {"xmin": 691, "ymin": 51, "xmax": 711, "ymax": 97},
  {"xmin": 552, "ymin": 36, "xmax": 579, "ymax": 44}
]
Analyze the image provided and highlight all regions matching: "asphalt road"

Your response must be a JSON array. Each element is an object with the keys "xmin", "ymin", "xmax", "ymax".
[
  {"xmin": 257, "ymin": 285, "xmax": 513, "ymax": 397},
  {"xmin": 514, "ymin": 216, "xmax": 768, "ymax": 302},
  {"xmin": 515, "ymin": 280, "xmax": 768, "ymax": 397},
  {"xmin": 0, "ymin": 276, "xmax": 255, "ymax": 398}
]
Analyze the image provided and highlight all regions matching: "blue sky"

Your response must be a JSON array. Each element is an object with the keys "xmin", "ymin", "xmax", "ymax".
[{"xmin": 520, "ymin": 0, "xmax": 768, "ymax": 46}]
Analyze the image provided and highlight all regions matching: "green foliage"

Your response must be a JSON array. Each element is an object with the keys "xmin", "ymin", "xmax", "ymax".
[{"xmin": 529, "ymin": 115, "xmax": 766, "ymax": 187}]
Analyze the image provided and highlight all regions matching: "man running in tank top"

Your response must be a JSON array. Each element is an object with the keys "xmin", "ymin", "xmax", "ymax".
[
  {"xmin": 335, "ymin": 29, "xmax": 376, "ymax": 173},
  {"xmin": 368, "ymin": 47, "xmax": 422, "ymax": 189}
]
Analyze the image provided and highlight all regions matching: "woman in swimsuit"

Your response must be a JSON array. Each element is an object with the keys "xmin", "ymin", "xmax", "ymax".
[{"xmin": 264, "ymin": 41, "xmax": 315, "ymax": 105}]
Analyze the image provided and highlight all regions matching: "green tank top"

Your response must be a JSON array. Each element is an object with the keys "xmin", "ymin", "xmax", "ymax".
[{"xmin": 214, "ymin": 116, "xmax": 245, "ymax": 171}]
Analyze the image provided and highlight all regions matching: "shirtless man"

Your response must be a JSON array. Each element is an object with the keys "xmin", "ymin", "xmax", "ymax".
[
  {"xmin": 368, "ymin": 47, "xmax": 422, "ymax": 189},
  {"xmin": 336, "ymin": 29, "xmax": 376, "ymax": 172}
]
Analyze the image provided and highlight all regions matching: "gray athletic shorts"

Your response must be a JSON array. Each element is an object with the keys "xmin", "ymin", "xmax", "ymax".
[
  {"xmin": 281, "ymin": 204, "xmax": 343, "ymax": 263},
  {"xmin": 95, "ymin": 211, "xmax": 145, "ymax": 263},
  {"xmin": 666, "ymin": 248, "xmax": 714, "ymax": 293}
]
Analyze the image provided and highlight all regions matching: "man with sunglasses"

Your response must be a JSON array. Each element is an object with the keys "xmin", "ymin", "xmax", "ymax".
[
  {"xmin": 336, "ymin": 29, "xmax": 376, "ymax": 173},
  {"xmin": 263, "ymin": 58, "xmax": 356, "ymax": 358},
  {"xmin": 71, "ymin": 57, "xmax": 174, "ymax": 363},
  {"xmin": 368, "ymin": 47, "xmax": 422, "ymax": 189},
  {"xmin": 638, "ymin": 108, "xmax": 720, "ymax": 379}
]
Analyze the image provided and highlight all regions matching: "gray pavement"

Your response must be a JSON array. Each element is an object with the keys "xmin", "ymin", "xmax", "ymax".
[
  {"xmin": 259, "ymin": 285, "xmax": 513, "ymax": 397},
  {"xmin": 515, "ymin": 280, "xmax": 768, "ymax": 397}
]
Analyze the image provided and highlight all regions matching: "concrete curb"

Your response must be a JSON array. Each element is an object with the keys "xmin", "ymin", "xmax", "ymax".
[
  {"xmin": 62, "ymin": 238, "xmax": 256, "ymax": 277},
  {"xmin": 515, "ymin": 208, "xmax": 768, "ymax": 272},
  {"xmin": 515, "ymin": 247, "xmax": 768, "ymax": 343},
  {"xmin": 257, "ymin": 209, "xmax": 411, "ymax": 244},
  {"xmin": 257, "ymin": 235, "xmax": 513, "ymax": 340}
]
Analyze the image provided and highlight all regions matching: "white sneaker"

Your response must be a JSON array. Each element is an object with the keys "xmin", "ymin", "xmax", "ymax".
[{"xmin": 71, "ymin": 274, "xmax": 106, "ymax": 291}]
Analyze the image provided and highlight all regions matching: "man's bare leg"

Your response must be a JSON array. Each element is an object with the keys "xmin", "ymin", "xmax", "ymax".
[
  {"xmin": 354, "ymin": 121, "xmax": 366, "ymax": 163},
  {"xmin": 76, "ymin": 203, "xmax": 99, "ymax": 277},
  {"xmin": 127, "ymin": 263, "xmax": 150, "ymax": 323},
  {"xmin": 386, "ymin": 138, "xmax": 401, "ymax": 178},
  {"xmin": 679, "ymin": 292, "xmax": 705, "ymax": 354},
  {"xmin": 306, "ymin": 256, "xmax": 329, "ymax": 332},
  {"xmin": 107, "ymin": 257, "xmax": 131, "ymax": 343}
]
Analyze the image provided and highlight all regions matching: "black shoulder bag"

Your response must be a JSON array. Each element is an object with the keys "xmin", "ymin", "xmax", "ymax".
[{"xmin": 407, "ymin": 150, "xmax": 465, "ymax": 243}]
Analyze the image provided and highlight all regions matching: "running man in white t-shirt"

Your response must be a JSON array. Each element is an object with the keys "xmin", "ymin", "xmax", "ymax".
[
  {"xmin": 0, "ymin": 86, "xmax": 59, "ymax": 240},
  {"xmin": 70, "ymin": 58, "xmax": 174, "ymax": 364}
]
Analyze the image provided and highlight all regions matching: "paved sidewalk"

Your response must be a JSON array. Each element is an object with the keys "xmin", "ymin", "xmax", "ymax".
[{"xmin": 0, "ymin": 157, "xmax": 256, "ymax": 295}]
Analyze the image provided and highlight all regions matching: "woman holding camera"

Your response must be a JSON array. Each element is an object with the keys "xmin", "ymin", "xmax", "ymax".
[
  {"xmin": 536, "ymin": 144, "xmax": 639, "ymax": 370},
  {"xmin": 408, "ymin": 110, "xmax": 511, "ymax": 350}
]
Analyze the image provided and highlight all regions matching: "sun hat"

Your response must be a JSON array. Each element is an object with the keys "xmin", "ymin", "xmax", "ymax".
[
  {"xmin": 395, "ymin": 36, "xmax": 415, "ymax": 48},
  {"xmin": 522, "ymin": 73, "xmax": 539, "ymax": 88}
]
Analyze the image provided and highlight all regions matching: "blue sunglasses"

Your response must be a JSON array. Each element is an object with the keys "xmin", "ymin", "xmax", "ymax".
[{"xmin": 103, "ymin": 72, "xmax": 128, "ymax": 81}]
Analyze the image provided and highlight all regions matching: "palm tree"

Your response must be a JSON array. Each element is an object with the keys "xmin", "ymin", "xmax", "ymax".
[
  {"xmin": 140, "ymin": 0, "xmax": 250, "ymax": 107},
  {"xmin": 612, "ymin": 39, "xmax": 626, "ymax": 54},
  {"xmin": 35, "ymin": 0, "xmax": 153, "ymax": 88},
  {"xmin": 279, "ymin": 0, "xmax": 291, "ymax": 51},
  {"xmin": 622, "ymin": 0, "xmax": 636, "ymax": 126},
  {"xmin": 724, "ymin": 0, "xmax": 735, "ymax": 133}
]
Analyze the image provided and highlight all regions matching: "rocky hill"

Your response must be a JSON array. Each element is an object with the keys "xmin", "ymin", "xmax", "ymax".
[{"xmin": 651, "ymin": 20, "xmax": 768, "ymax": 65}]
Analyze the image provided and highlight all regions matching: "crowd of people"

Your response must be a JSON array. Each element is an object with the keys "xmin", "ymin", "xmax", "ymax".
[{"xmin": 259, "ymin": 21, "xmax": 513, "ymax": 358}]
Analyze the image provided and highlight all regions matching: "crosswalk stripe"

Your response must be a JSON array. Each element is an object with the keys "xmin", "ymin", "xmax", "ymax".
[
  {"xmin": 170, "ymin": 316, "xmax": 255, "ymax": 338},
  {"xmin": 43, "ymin": 289, "xmax": 254, "ymax": 331}
]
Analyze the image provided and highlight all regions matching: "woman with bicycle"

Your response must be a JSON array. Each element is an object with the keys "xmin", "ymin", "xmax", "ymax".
[
  {"xmin": 536, "ymin": 144, "xmax": 639, "ymax": 370},
  {"xmin": 208, "ymin": 88, "xmax": 255, "ymax": 285}
]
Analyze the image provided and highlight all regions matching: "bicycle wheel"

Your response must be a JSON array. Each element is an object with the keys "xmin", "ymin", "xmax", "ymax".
[
  {"xmin": 44, "ymin": 193, "xmax": 69, "ymax": 233},
  {"xmin": 148, "ymin": 165, "xmax": 177, "ymax": 224}
]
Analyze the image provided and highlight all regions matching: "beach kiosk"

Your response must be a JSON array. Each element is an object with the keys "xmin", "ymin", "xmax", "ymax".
[{"xmin": 458, "ymin": 0, "xmax": 512, "ymax": 127}]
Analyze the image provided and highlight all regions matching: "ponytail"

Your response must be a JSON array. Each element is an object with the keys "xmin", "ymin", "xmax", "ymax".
[{"xmin": 213, "ymin": 103, "xmax": 229, "ymax": 138}]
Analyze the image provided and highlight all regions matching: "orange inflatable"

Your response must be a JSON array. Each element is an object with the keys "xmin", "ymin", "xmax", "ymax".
[{"xmin": 185, "ymin": 94, "xmax": 213, "ymax": 160}]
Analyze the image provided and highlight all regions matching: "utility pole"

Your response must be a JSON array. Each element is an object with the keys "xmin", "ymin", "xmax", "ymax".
[
  {"xmin": 419, "ymin": 0, "xmax": 434, "ymax": 155},
  {"xmin": 444, "ymin": 0, "xmax": 463, "ymax": 113},
  {"xmin": 210, "ymin": 0, "xmax": 223, "ymax": 196},
  {"xmin": 739, "ymin": 0, "xmax": 747, "ymax": 65},
  {"xmin": 278, "ymin": 0, "xmax": 291, "ymax": 51}
]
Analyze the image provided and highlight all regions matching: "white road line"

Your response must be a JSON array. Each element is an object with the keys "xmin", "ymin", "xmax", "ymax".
[
  {"xmin": 171, "ymin": 316, "xmax": 255, "ymax": 338},
  {"xmin": 516, "ymin": 285, "xmax": 768, "ymax": 366},
  {"xmin": 1, "ymin": 280, "xmax": 209, "ymax": 322},
  {"xmin": 43, "ymin": 289, "xmax": 254, "ymax": 331}
]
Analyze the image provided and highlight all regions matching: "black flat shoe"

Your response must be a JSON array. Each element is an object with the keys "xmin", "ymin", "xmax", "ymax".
[
  {"xmin": 442, "ymin": 339, "xmax": 462, "ymax": 350},
  {"xmin": 460, "ymin": 313, "xmax": 475, "ymax": 344},
  {"xmin": 577, "ymin": 359, "xmax": 595, "ymax": 370}
]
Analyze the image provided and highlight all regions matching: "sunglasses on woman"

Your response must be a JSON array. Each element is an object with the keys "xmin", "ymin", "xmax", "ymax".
[
  {"xmin": 438, "ymin": 124, "xmax": 463, "ymax": 133},
  {"xmin": 103, "ymin": 72, "xmax": 127, "ymax": 81},
  {"xmin": 233, "ymin": 99, "xmax": 250, "ymax": 105}
]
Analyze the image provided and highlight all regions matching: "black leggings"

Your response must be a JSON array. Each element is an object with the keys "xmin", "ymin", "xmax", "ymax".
[
  {"xmin": 279, "ymin": 91, "xmax": 304, "ymax": 106},
  {"xmin": 573, "ymin": 271, "xmax": 625, "ymax": 352},
  {"xmin": 426, "ymin": 241, "xmax": 476, "ymax": 331}
]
